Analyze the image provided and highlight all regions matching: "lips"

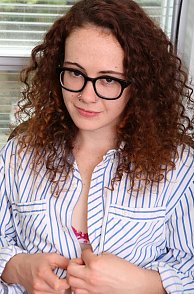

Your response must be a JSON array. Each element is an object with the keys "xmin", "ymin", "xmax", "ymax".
[{"xmin": 76, "ymin": 106, "xmax": 101, "ymax": 117}]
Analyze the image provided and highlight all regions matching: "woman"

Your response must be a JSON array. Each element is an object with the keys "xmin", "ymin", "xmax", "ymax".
[{"xmin": 0, "ymin": 0, "xmax": 193, "ymax": 293}]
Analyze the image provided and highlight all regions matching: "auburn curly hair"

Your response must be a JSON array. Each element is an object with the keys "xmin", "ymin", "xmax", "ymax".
[{"xmin": 14, "ymin": 0, "xmax": 193, "ymax": 187}]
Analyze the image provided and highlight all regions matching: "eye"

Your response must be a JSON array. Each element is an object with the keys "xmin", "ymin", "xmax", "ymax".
[
  {"xmin": 70, "ymin": 70, "xmax": 83, "ymax": 78},
  {"xmin": 99, "ymin": 77, "xmax": 118, "ymax": 86},
  {"xmin": 104, "ymin": 77, "xmax": 115, "ymax": 84}
]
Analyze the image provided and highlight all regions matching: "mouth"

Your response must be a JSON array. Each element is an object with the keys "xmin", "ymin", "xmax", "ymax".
[{"xmin": 76, "ymin": 107, "xmax": 101, "ymax": 117}]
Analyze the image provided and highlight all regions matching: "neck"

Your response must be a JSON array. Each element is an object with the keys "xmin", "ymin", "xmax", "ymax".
[{"xmin": 74, "ymin": 129, "xmax": 117, "ymax": 154}]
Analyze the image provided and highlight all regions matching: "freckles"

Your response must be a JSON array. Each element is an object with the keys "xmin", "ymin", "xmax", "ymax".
[
  {"xmin": 72, "ymin": 93, "xmax": 77, "ymax": 99},
  {"xmin": 62, "ymin": 91, "xmax": 75, "ymax": 101}
]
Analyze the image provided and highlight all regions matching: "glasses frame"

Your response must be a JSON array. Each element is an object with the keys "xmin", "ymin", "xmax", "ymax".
[{"xmin": 57, "ymin": 66, "xmax": 130, "ymax": 100}]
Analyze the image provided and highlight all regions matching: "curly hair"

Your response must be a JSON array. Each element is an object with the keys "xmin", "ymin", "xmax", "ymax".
[{"xmin": 15, "ymin": 0, "xmax": 193, "ymax": 187}]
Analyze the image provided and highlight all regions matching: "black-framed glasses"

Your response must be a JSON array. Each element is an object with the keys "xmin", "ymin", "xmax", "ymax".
[{"xmin": 57, "ymin": 67, "xmax": 130, "ymax": 100}]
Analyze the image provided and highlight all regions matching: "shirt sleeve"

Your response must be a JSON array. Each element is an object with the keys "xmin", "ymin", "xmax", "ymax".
[
  {"xmin": 0, "ymin": 143, "xmax": 27, "ymax": 292},
  {"xmin": 0, "ymin": 281, "xmax": 26, "ymax": 294},
  {"xmin": 145, "ymin": 181, "xmax": 194, "ymax": 293}
]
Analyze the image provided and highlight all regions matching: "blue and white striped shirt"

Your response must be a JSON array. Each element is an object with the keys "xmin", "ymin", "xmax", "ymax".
[{"xmin": 0, "ymin": 139, "xmax": 193, "ymax": 293}]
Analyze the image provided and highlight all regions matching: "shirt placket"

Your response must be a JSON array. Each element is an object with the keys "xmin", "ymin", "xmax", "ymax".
[{"xmin": 87, "ymin": 154, "xmax": 115, "ymax": 254}]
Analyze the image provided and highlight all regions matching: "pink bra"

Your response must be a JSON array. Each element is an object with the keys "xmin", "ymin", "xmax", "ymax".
[{"xmin": 72, "ymin": 226, "xmax": 90, "ymax": 244}]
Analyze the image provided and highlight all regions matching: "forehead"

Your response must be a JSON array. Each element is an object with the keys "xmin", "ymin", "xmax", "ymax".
[{"xmin": 64, "ymin": 25, "xmax": 124, "ymax": 72}]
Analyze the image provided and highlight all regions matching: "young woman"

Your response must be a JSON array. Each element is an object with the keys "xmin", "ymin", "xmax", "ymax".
[{"xmin": 0, "ymin": 0, "xmax": 193, "ymax": 293}]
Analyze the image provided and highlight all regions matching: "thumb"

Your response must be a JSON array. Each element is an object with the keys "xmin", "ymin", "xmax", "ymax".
[
  {"xmin": 71, "ymin": 258, "xmax": 84, "ymax": 265},
  {"xmin": 81, "ymin": 248, "xmax": 96, "ymax": 266}
]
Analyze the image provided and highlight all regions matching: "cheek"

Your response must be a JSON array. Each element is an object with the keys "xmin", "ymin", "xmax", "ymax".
[
  {"xmin": 62, "ymin": 90, "xmax": 76, "ymax": 104},
  {"xmin": 109, "ymin": 96, "xmax": 129, "ymax": 115}
]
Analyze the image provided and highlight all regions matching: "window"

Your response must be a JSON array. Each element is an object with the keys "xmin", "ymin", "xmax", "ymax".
[
  {"xmin": 0, "ymin": 1, "xmax": 77, "ymax": 57},
  {"xmin": 0, "ymin": 70, "xmax": 20, "ymax": 147},
  {"xmin": 0, "ymin": 0, "xmax": 174, "ymax": 148},
  {"xmin": 177, "ymin": 0, "xmax": 194, "ymax": 85},
  {"xmin": 0, "ymin": 0, "xmax": 173, "ymax": 57}
]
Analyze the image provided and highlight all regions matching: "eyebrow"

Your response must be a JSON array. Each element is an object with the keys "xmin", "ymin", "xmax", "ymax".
[
  {"xmin": 64, "ymin": 61, "xmax": 85, "ymax": 70},
  {"xmin": 64, "ymin": 61, "xmax": 124, "ymax": 77}
]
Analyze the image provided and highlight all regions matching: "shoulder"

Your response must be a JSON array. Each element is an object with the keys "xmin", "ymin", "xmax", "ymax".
[
  {"xmin": 0, "ymin": 137, "xmax": 34, "ymax": 168},
  {"xmin": 168, "ymin": 144, "xmax": 194, "ymax": 188},
  {"xmin": 175, "ymin": 144, "xmax": 193, "ymax": 176},
  {"xmin": 0, "ymin": 138, "xmax": 18, "ymax": 161},
  {"xmin": 165, "ymin": 144, "xmax": 193, "ymax": 213}
]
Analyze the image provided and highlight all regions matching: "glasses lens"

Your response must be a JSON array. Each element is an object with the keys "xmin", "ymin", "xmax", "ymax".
[
  {"xmin": 60, "ymin": 69, "xmax": 85, "ymax": 91},
  {"xmin": 95, "ymin": 77, "xmax": 122, "ymax": 99}
]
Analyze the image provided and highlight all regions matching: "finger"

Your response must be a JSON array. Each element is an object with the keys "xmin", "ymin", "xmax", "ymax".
[
  {"xmin": 44, "ymin": 271, "xmax": 70, "ymax": 291},
  {"xmin": 26, "ymin": 279, "xmax": 68, "ymax": 293},
  {"xmin": 34, "ymin": 291, "xmax": 69, "ymax": 294},
  {"xmin": 81, "ymin": 248, "xmax": 96, "ymax": 266},
  {"xmin": 73, "ymin": 289, "xmax": 89, "ymax": 294},
  {"xmin": 49, "ymin": 253, "xmax": 70, "ymax": 269},
  {"xmin": 67, "ymin": 262, "xmax": 86, "ymax": 279},
  {"xmin": 68, "ymin": 275, "xmax": 87, "ymax": 289},
  {"xmin": 71, "ymin": 258, "xmax": 84, "ymax": 265},
  {"xmin": 52, "ymin": 288, "xmax": 71, "ymax": 294}
]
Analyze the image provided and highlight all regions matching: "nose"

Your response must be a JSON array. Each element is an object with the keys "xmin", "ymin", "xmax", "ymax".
[{"xmin": 79, "ymin": 80, "xmax": 98, "ymax": 103}]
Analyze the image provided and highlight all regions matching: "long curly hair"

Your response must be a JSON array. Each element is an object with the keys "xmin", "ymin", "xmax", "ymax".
[{"xmin": 14, "ymin": 0, "xmax": 193, "ymax": 187}]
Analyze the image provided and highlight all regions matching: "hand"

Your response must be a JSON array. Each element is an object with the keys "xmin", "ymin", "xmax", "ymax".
[
  {"xmin": 2, "ymin": 252, "xmax": 70, "ymax": 294},
  {"xmin": 67, "ymin": 248, "xmax": 165, "ymax": 294}
]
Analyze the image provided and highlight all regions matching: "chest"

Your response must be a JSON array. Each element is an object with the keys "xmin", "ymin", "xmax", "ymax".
[
  {"xmin": 71, "ymin": 151, "xmax": 104, "ymax": 231},
  {"xmin": 10, "ymin": 156, "xmax": 169, "ymax": 265}
]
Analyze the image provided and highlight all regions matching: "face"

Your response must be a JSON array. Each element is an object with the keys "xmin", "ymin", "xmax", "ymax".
[{"xmin": 62, "ymin": 25, "xmax": 130, "ymax": 136}]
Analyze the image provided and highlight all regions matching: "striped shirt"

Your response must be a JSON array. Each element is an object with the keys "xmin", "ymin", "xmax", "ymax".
[{"xmin": 0, "ymin": 138, "xmax": 193, "ymax": 293}]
